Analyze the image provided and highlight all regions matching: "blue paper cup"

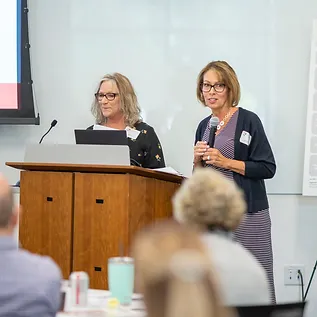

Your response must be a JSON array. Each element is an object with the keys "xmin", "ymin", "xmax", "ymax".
[{"xmin": 108, "ymin": 257, "xmax": 134, "ymax": 305}]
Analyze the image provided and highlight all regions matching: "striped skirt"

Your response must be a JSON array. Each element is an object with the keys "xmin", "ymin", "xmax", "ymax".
[{"xmin": 234, "ymin": 209, "xmax": 276, "ymax": 304}]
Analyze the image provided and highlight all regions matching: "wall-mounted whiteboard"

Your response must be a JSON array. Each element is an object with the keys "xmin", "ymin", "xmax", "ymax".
[
  {"xmin": 2, "ymin": 0, "xmax": 317, "ymax": 193},
  {"xmin": 67, "ymin": 0, "xmax": 317, "ymax": 194}
]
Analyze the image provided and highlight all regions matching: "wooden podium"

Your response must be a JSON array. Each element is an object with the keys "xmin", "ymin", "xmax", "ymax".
[{"xmin": 6, "ymin": 162, "xmax": 183, "ymax": 289}]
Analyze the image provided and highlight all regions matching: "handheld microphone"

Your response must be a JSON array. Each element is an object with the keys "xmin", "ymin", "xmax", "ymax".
[
  {"xmin": 39, "ymin": 119, "xmax": 58, "ymax": 144},
  {"xmin": 208, "ymin": 117, "xmax": 219, "ymax": 148}
]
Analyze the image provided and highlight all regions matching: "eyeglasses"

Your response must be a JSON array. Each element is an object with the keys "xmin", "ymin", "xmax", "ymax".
[
  {"xmin": 95, "ymin": 92, "xmax": 118, "ymax": 101},
  {"xmin": 201, "ymin": 82, "xmax": 226, "ymax": 93}
]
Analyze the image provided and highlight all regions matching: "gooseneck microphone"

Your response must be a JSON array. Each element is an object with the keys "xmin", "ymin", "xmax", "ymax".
[
  {"xmin": 39, "ymin": 119, "xmax": 58, "ymax": 144},
  {"xmin": 208, "ymin": 117, "xmax": 220, "ymax": 147},
  {"xmin": 15, "ymin": 119, "xmax": 58, "ymax": 187}
]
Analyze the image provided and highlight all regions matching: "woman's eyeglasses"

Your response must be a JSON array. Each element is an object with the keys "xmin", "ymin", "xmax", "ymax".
[
  {"xmin": 95, "ymin": 92, "xmax": 118, "ymax": 101},
  {"xmin": 201, "ymin": 82, "xmax": 226, "ymax": 93}
]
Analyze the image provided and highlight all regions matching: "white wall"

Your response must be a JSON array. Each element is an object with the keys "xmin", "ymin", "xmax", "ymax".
[
  {"xmin": 270, "ymin": 195, "xmax": 317, "ymax": 316},
  {"xmin": 1, "ymin": 1, "xmax": 317, "ymax": 316},
  {"xmin": 1, "ymin": 0, "xmax": 317, "ymax": 193}
]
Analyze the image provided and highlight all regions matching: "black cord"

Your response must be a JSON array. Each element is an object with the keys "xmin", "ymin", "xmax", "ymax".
[
  {"xmin": 304, "ymin": 260, "xmax": 317, "ymax": 300},
  {"xmin": 298, "ymin": 270, "xmax": 304, "ymax": 302},
  {"xmin": 39, "ymin": 126, "xmax": 53, "ymax": 144},
  {"xmin": 130, "ymin": 159, "xmax": 142, "ymax": 167}
]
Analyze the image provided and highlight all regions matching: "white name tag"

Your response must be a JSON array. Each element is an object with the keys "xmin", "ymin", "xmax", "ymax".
[
  {"xmin": 240, "ymin": 130, "xmax": 252, "ymax": 146},
  {"xmin": 125, "ymin": 127, "xmax": 140, "ymax": 140}
]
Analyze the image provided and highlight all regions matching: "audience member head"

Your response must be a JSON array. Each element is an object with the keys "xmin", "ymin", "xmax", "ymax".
[
  {"xmin": 172, "ymin": 168, "xmax": 246, "ymax": 232},
  {"xmin": 91, "ymin": 72, "xmax": 142, "ymax": 127},
  {"xmin": 132, "ymin": 219, "xmax": 229, "ymax": 317},
  {"xmin": 0, "ymin": 174, "xmax": 18, "ymax": 235}
]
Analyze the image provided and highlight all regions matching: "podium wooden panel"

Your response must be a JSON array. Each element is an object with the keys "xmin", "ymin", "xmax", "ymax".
[
  {"xmin": 73, "ymin": 173, "xmax": 130, "ymax": 289},
  {"xmin": 19, "ymin": 171, "xmax": 73, "ymax": 278},
  {"xmin": 6, "ymin": 162, "xmax": 182, "ymax": 289}
]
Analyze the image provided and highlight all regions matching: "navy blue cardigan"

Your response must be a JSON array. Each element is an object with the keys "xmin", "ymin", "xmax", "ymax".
[{"xmin": 195, "ymin": 107, "xmax": 276, "ymax": 214}]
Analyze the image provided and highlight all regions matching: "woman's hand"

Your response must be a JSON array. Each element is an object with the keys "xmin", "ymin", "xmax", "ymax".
[
  {"xmin": 193, "ymin": 141, "xmax": 209, "ymax": 164},
  {"xmin": 203, "ymin": 148, "xmax": 229, "ymax": 169}
]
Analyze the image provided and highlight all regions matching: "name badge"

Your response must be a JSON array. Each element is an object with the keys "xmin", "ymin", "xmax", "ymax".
[
  {"xmin": 240, "ymin": 130, "xmax": 252, "ymax": 146},
  {"xmin": 125, "ymin": 127, "xmax": 140, "ymax": 140}
]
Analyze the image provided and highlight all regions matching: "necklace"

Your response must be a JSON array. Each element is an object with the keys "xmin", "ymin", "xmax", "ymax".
[{"xmin": 212, "ymin": 110, "xmax": 231, "ymax": 131}]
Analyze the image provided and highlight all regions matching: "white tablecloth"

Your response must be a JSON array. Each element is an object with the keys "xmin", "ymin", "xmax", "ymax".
[{"xmin": 57, "ymin": 287, "xmax": 145, "ymax": 317}]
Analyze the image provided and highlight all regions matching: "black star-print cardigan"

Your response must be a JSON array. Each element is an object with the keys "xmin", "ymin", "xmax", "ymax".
[{"xmin": 87, "ymin": 121, "xmax": 166, "ymax": 169}]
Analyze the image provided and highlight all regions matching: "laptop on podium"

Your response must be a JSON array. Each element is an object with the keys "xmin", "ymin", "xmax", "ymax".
[
  {"xmin": 23, "ymin": 129, "xmax": 130, "ymax": 166},
  {"xmin": 74, "ymin": 129, "xmax": 128, "ymax": 146}
]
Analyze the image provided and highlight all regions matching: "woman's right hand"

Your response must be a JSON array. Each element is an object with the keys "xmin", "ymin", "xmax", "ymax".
[{"xmin": 193, "ymin": 141, "xmax": 209, "ymax": 164}]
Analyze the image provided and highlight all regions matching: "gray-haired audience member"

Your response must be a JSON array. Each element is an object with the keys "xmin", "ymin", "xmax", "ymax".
[
  {"xmin": 0, "ymin": 174, "xmax": 62, "ymax": 317},
  {"xmin": 173, "ymin": 168, "xmax": 271, "ymax": 306}
]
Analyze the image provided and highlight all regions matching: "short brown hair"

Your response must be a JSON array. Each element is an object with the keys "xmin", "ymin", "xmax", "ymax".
[
  {"xmin": 196, "ymin": 61, "xmax": 241, "ymax": 108},
  {"xmin": 91, "ymin": 72, "xmax": 142, "ymax": 127},
  {"xmin": 132, "ymin": 220, "xmax": 228, "ymax": 317}
]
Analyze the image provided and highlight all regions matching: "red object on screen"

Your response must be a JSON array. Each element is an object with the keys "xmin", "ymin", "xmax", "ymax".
[{"xmin": 0, "ymin": 83, "xmax": 18, "ymax": 109}]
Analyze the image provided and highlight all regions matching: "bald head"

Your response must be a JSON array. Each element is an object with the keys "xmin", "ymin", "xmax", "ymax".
[{"xmin": 0, "ymin": 174, "xmax": 14, "ymax": 228}]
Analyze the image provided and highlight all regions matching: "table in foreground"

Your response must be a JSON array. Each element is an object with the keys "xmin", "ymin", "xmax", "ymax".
[{"xmin": 58, "ymin": 287, "xmax": 145, "ymax": 317}]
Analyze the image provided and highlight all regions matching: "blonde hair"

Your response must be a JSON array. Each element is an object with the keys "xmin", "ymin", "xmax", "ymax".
[
  {"xmin": 172, "ymin": 168, "xmax": 246, "ymax": 231},
  {"xmin": 132, "ymin": 220, "xmax": 230, "ymax": 317},
  {"xmin": 91, "ymin": 72, "xmax": 142, "ymax": 127},
  {"xmin": 196, "ymin": 61, "xmax": 241, "ymax": 108}
]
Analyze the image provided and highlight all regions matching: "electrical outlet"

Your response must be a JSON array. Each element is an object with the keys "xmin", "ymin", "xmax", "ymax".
[{"xmin": 284, "ymin": 265, "xmax": 305, "ymax": 285}]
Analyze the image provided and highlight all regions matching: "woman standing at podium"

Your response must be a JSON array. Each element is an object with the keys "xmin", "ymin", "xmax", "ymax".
[{"xmin": 88, "ymin": 72, "xmax": 165, "ymax": 169}]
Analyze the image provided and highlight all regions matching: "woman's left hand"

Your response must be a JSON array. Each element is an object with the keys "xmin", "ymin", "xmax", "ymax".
[{"xmin": 203, "ymin": 148, "xmax": 229, "ymax": 169}]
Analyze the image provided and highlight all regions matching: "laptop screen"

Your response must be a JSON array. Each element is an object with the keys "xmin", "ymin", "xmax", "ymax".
[{"xmin": 74, "ymin": 129, "xmax": 128, "ymax": 146}]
